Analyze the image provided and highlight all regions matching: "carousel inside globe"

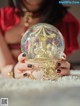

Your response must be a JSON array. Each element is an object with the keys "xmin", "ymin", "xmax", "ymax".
[{"xmin": 21, "ymin": 23, "xmax": 65, "ymax": 80}]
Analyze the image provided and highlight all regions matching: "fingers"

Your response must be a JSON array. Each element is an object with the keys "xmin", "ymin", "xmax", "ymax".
[
  {"xmin": 56, "ymin": 60, "xmax": 70, "ymax": 76},
  {"xmin": 14, "ymin": 62, "xmax": 33, "ymax": 79},
  {"xmin": 56, "ymin": 60, "xmax": 70, "ymax": 69},
  {"xmin": 15, "ymin": 53, "xmax": 37, "ymax": 79},
  {"xmin": 56, "ymin": 68, "xmax": 70, "ymax": 76},
  {"xmin": 18, "ymin": 53, "xmax": 26, "ymax": 63},
  {"xmin": 17, "ymin": 62, "xmax": 34, "ymax": 72},
  {"xmin": 15, "ymin": 71, "xmax": 31, "ymax": 79},
  {"xmin": 60, "ymin": 53, "xmax": 66, "ymax": 60}
]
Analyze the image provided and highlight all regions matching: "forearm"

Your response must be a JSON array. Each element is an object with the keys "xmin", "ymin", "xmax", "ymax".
[
  {"xmin": 0, "ymin": 35, "xmax": 15, "ymax": 66},
  {"xmin": 0, "ymin": 31, "xmax": 15, "ymax": 70}
]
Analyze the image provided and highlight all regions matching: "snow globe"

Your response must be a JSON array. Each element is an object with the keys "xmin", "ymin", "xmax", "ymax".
[{"xmin": 21, "ymin": 23, "xmax": 65, "ymax": 80}]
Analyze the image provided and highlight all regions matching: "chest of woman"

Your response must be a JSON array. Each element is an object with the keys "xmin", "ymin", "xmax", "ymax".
[{"xmin": 4, "ymin": 17, "xmax": 40, "ymax": 60}]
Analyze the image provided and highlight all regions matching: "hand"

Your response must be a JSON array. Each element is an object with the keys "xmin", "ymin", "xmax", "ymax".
[
  {"xmin": 14, "ymin": 53, "xmax": 70, "ymax": 79},
  {"xmin": 55, "ymin": 60, "xmax": 70, "ymax": 76},
  {"xmin": 14, "ymin": 53, "xmax": 35, "ymax": 79}
]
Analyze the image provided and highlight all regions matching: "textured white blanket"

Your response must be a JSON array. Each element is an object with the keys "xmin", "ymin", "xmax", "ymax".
[{"xmin": 0, "ymin": 72, "xmax": 80, "ymax": 106}]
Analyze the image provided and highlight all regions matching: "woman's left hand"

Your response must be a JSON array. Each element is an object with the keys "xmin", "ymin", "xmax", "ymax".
[{"xmin": 55, "ymin": 60, "xmax": 70, "ymax": 76}]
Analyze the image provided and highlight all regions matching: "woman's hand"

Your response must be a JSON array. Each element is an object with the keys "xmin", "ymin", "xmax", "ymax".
[
  {"xmin": 55, "ymin": 60, "xmax": 70, "ymax": 76},
  {"xmin": 14, "ymin": 53, "xmax": 34, "ymax": 79},
  {"xmin": 14, "ymin": 53, "xmax": 70, "ymax": 79}
]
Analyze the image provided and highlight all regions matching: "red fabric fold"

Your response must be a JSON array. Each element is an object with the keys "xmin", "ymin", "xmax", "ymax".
[
  {"xmin": 55, "ymin": 12, "xmax": 80, "ymax": 55},
  {"xmin": 0, "ymin": 7, "xmax": 20, "ymax": 34}
]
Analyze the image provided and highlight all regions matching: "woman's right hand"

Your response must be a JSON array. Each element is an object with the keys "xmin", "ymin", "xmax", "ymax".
[{"xmin": 14, "ymin": 53, "xmax": 34, "ymax": 79}]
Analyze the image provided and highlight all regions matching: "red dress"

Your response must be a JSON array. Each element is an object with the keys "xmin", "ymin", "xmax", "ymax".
[{"xmin": 0, "ymin": 7, "xmax": 80, "ymax": 55}]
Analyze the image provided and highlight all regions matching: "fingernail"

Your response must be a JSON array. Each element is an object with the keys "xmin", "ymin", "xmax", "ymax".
[
  {"xmin": 57, "ymin": 63, "xmax": 61, "ymax": 66},
  {"xmin": 23, "ymin": 73, "xmax": 27, "ymax": 77},
  {"xmin": 27, "ymin": 64, "xmax": 32, "ymax": 68},
  {"xmin": 57, "ymin": 69, "xmax": 61, "ymax": 73},
  {"xmin": 22, "ymin": 53, "xmax": 26, "ymax": 57}
]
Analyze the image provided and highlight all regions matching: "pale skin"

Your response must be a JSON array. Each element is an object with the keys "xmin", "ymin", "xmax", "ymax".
[{"xmin": 0, "ymin": 0, "xmax": 70, "ymax": 78}]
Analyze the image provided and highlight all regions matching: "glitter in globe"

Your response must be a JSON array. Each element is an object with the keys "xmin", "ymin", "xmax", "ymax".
[{"xmin": 21, "ymin": 23, "xmax": 65, "ymax": 80}]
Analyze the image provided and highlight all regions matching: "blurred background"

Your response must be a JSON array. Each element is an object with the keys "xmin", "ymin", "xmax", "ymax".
[
  {"xmin": 0, "ymin": 0, "xmax": 80, "ymax": 69},
  {"xmin": 64, "ymin": 4, "xmax": 80, "ymax": 69}
]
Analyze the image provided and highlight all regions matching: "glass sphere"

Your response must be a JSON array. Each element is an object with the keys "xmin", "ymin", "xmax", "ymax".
[
  {"xmin": 21, "ymin": 23, "xmax": 64, "ymax": 60},
  {"xmin": 21, "ymin": 23, "xmax": 65, "ymax": 80}
]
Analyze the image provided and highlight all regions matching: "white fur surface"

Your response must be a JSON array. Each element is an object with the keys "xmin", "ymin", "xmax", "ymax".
[
  {"xmin": 0, "ymin": 76, "xmax": 80, "ymax": 91},
  {"xmin": 0, "ymin": 71, "xmax": 80, "ymax": 106}
]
